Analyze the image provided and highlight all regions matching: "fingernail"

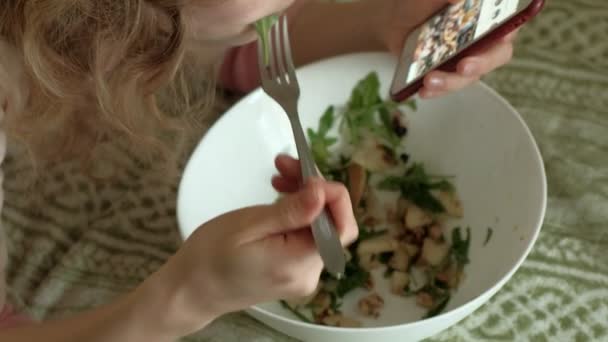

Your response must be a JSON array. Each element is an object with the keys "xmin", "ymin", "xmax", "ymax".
[
  {"xmin": 462, "ymin": 61, "xmax": 478, "ymax": 76},
  {"xmin": 427, "ymin": 76, "xmax": 445, "ymax": 90}
]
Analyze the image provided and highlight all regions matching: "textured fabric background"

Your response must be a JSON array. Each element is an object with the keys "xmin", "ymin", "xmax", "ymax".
[{"xmin": 6, "ymin": 0, "xmax": 608, "ymax": 340}]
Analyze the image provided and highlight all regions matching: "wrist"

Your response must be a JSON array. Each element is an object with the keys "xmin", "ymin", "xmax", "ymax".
[{"xmin": 130, "ymin": 263, "xmax": 221, "ymax": 339}]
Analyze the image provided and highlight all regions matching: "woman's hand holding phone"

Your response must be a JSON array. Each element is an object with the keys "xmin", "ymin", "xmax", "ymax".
[
  {"xmin": 375, "ymin": 0, "xmax": 544, "ymax": 101},
  {"xmin": 376, "ymin": 0, "xmax": 514, "ymax": 98},
  {"xmin": 418, "ymin": 28, "xmax": 517, "ymax": 98}
]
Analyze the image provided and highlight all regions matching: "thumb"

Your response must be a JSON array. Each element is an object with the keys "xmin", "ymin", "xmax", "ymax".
[{"xmin": 239, "ymin": 179, "xmax": 326, "ymax": 243}]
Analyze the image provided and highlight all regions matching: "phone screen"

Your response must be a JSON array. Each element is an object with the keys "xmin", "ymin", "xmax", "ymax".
[{"xmin": 405, "ymin": 0, "xmax": 521, "ymax": 83}]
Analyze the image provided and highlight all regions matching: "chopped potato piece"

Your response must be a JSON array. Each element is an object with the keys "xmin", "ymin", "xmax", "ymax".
[
  {"xmin": 388, "ymin": 222, "xmax": 404, "ymax": 238},
  {"xmin": 390, "ymin": 271, "xmax": 410, "ymax": 295},
  {"xmin": 403, "ymin": 243, "xmax": 420, "ymax": 258},
  {"xmin": 311, "ymin": 291, "xmax": 331, "ymax": 316},
  {"xmin": 432, "ymin": 190, "xmax": 464, "ymax": 218},
  {"xmin": 358, "ymin": 293, "xmax": 384, "ymax": 318},
  {"xmin": 351, "ymin": 137, "xmax": 396, "ymax": 172},
  {"xmin": 359, "ymin": 253, "xmax": 381, "ymax": 271},
  {"xmin": 362, "ymin": 216, "xmax": 379, "ymax": 227},
  {"xmin": 416, "ymin": 292, "xmax": 434, "ymax": 309},
  {"xmin": 389, "ymin": 248, "xmax": 410, "ymax": 271},
  {"xmin": 387, "ymin": 198, "xmax": 407, "ymax": 223},
  {"xmin": 364, "ymin": 276, "xmax": 375, "ymax": 290},
  {"xmin": 421, "ymin": 238, "xmax": 450, "ymax": 266},
  {"xmin": 357, "ymin": 235, "xmax": 399, "ymax": 255},
  {"xmin": 347, "ymin": 163, "xmax": 367, "ymax": 208},
  {"xmin": 405, "ymin": 204, "xmax": 433, "ymax": 229},
  {"xmin": 428, "ymin": 224, "xmax": 443, "ymax": 241},
  {"xmin": 322, "ymin": 314, "xmax": 362, "ymax": 328},
  {"xmin": 361, "ymin": 188, "xmax": 385, "ymax": 222},
  {"xmin": 437, "ymin": 263, "xmax": 464, "ymax": 289}
]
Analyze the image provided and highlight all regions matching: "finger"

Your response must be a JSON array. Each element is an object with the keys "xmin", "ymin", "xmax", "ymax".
[
  {"xmin": 271, "ymin": 175, "xmax": 299, "ymax": 193},
  {"xmin": 418, "ymin": 88, "xmax": 448, "ymax": 99},
  {"xmin": 239, "ymin": 178, "xmax": 326, "ymax": 243},
  {"xmin": 275, "ymin": 154, "xmax": 302, "ymax": 182},
  {"xmin": 501, "ymin": 29, "xmax": 519, "ymax": 43},
  {"xmin": 264, "ymin": 226, "xmax": 324, "ymax": 294},
  {"xmin": 421, "ymin": 42, "xmax": 513, "ymax": 97},
  {"xmin": 281, "ymin": 228, "xmax": 324, "ymax": 273},
  {"xmin": 321, "ymin": 181, "xmax": 359, "ymax": 246},
  {"xmin": 268, "ymin": 225, "xmax": 319, "ymax": 259},
  {"xmin": 456, "ymin": 43, "xmax": 514, "ymax": 77},
  {"xmin": 269, "ymin": 180, "xmax": 358, "ymax": 260},
  {"xmin": 422, "ymin": 70, "xmax": 479, "ymax": 94}
]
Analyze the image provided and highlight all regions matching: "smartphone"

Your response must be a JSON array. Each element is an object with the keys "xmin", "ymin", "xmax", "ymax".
[{"xmin": 390, "ymin": 0, "xmax": 545, "ymax": 101}]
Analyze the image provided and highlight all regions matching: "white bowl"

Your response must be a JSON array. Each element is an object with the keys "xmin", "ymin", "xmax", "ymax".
[{"xmin": 177, "ymin": 53, "xmax": 546, "ymax": 342}]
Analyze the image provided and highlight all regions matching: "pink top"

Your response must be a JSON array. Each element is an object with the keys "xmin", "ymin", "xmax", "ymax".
[{"xmin": 0, "ymin": 0, "xmax": 308, "ymax": 328}]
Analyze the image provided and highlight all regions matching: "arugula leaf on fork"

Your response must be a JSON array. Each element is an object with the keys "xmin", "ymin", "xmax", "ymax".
[
  {"xmin": 307, "ymin": 106, "xmax": 337, "ymax": 174},
  {"xmin": 255, "ymin": 15, "xmax": 279, "ymax": 65}
]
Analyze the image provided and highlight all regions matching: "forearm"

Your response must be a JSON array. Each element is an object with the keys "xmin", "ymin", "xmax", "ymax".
[
  {"xmin": 0, "ymin": 270, "xmax": 215, "ymax": 342},
  {"xmin": 0, "ymin": 293, "xmax": 160, "ymax": 342},
  {"xmin": 290, "ymin": 0, "xmax": 385, "ymax": 66}
]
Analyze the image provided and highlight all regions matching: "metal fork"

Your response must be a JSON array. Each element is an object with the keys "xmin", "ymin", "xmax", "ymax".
[{"xmin": 257, "ymin": 16, "xmax": 346, "ymax": 278}]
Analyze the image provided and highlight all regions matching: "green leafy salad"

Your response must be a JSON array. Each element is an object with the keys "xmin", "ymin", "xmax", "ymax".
[
  {"xmin": 280, "ymin": 72, "xmax": 474, "ymax": 327},
  {"xmin": 255, "ymin": 15, "xmax": 279, "ymax": 65}
]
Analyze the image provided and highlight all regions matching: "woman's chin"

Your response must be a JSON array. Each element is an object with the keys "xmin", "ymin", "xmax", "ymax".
[
  {"xmin": 190, "ymin": 28, "xmax": 259, "ymax": 48},
  {"xmin": 227, "ymin": 29, "xmax": 259, "ymax": 46}
]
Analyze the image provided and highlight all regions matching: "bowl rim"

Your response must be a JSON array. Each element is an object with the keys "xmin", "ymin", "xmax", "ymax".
[{"xmin": 177, "ymin": 52, "xmax": 548, "ymax": 332}]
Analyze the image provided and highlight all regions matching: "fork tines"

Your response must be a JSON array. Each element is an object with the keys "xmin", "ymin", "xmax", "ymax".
[{"xmin": 257, "ymin": 15, "xmax": 298, "ymax": 89}]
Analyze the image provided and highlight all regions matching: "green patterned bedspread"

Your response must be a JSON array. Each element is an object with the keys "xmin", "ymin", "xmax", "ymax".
[{"xmin": 6, "ymin": 0, "xmax": 608, "ymax": 341}]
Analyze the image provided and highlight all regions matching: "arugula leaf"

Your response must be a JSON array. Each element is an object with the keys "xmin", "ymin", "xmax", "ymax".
[
  {"xmin": 378, "ymin": 163, "xmax": 455, "ymax": 213},
  {"xmin": 329, "ymin": 292, "xmax": 342, "ymax": 312},
  {"xmin": 255, "ymin": 15, "xmax": 279, "ymax": 65},
  {"xmin": 403, "ymin": 99, "xmax": 418, "ymax": 111},
  {"xmin": 369, "ymin": 121, "xmax": 401, "ymax": 148},
  {"xmin": 483, "ymin": 227, "xmax": 494, "ymax": 246},
  {"xmin": 307, "ymin": 106, "xmax": 337, "ymax": 174},
  {"xmin": 348, "ymin": 72, "xmax": 382, "ymax": 110},
  {"xmin": 340, "ymin": 72, "xmax": 401, "ymax": 148},
  {"xmin": 379, "ymin": 107, "xmax": 392, "ymax": 132},
  {"xmin": 451, "ymin": 227, "xmax": 472, "ymax": 268},
  {"xmin": 423, "ymin": 294, "xmax": 451, "ymax": 319},
  {"xmin": 334, "ymin": 71, "xmax": 417, "ymax": 152},
  {"xmin": 334, "ymin": 260, "xmax": 370, "ymax": 297},
  {"xmin": 377, "ymin": 176, "xmax": 403, "ymax": 191},
  {"xmin": 280, "ymin": 300, "xmax": 312, "ymax": 323},
  {"xmin": 415, "ymin": 284, "xmax": 451, "ymax": 318},
  {"xmin": 432, "ymin": 179, "xmax": 455, "ymax": 193},
  {"xmin": 406, "ymin": 188, "xmax": 445, "ymax": 213},
  {"xmin": 319, "ymin": 106, "xmax": 335, "ymax": 136}
]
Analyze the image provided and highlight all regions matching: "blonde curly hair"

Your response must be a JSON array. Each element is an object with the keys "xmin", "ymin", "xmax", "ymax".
[{"xmin": 0, "ymin": 0, "xmax": 216, "ymax": 170}]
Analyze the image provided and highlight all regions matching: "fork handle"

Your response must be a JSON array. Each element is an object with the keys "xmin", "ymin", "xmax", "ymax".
[{"xmin": 289, "ymin": 115, "xmax": 346, "ymax": 278}]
